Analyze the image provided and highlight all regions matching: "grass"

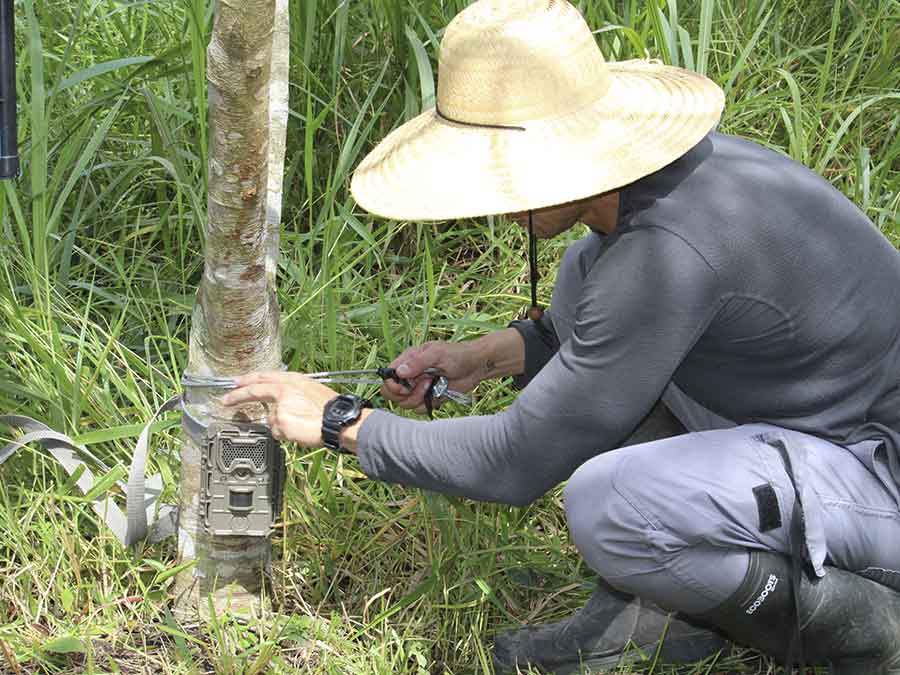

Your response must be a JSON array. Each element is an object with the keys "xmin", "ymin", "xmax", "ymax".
[{"xmin": 0, "ymin": 0, "xmax": 897, "ymax": 672}]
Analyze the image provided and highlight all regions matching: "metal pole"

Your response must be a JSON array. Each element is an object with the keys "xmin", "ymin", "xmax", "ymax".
[{"xmin": 0, "ymin": 0, "xmax": 18, "ymax": 180}]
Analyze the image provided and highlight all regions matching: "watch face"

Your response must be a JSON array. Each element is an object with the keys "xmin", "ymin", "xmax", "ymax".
[{"xmin": 329, "ymin": 395, "xmax": 360, "ymax": 425}]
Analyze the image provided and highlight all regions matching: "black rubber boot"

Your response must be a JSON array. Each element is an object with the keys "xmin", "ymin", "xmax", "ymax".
[
  {"xmin": 696, "ymin": 551, "xmax": 900, "ymax": 674},
  {"xmin": 492, "ymin": 579, "xmax": 728, "ymax": 674}
]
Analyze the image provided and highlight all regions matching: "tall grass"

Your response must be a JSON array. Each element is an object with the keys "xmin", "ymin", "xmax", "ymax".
[{"xmin": 0, "ymin": 0, "xmax": 897, "ymax": 672}]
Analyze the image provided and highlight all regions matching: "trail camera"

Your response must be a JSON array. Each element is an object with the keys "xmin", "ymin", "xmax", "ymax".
[{"xmin": 200, "ymin": 421, "xmax": 284, "ymax": 537}]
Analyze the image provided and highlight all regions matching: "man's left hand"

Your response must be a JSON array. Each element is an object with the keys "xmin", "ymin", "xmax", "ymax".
[{"xmin": 222, "ymin": 371, "xmax": 336, "ymax": 446}]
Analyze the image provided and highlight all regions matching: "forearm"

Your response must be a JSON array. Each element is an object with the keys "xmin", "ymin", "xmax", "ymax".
[
  {"xmin": 353, "ymin": 408, "xmax": 558, "ymax": 506},
  {"xmin": 469, "ymin": 327, "xmax": 525, "ymax": 381}
]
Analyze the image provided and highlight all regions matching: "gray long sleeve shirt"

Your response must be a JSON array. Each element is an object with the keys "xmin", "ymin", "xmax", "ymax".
[{"xmin": 356, "ymin": 132, "xmax": 900, "ymax": 507}]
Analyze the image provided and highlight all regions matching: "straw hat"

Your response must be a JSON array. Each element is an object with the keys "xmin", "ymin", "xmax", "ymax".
[{"xmin": 351, "ymin": 0, "xmax": 725, "ymax": 221}]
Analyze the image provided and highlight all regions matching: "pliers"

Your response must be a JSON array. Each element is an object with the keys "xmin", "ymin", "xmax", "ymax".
[
  {"xmin": 182, "ymin": 367, "xmax": 471, "ymax": 418},
  {"xmin": 305, "ymin": 367, "xmax": 471, "ymax": 417},
  {"xmin": 303, "ymin": 367, "xmax": 414, "ymax": 388}
]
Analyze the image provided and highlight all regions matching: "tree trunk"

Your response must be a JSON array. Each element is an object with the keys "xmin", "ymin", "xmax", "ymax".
[{"xmin": 174, "ymin": 0, "xmax": 289, "ymax": 617}]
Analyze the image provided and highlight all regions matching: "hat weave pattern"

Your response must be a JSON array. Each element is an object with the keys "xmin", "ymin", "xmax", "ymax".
[{"xmin": 351, "ymin": 0, "xmax": 725, "ymax": 221}]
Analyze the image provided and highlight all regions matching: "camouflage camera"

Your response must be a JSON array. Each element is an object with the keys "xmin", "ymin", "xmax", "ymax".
[{"xmin": 199, "ymin": 421, "xmax": 284, "ymax": 537}]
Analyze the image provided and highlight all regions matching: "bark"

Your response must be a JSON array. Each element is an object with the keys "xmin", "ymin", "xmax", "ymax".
[{"xmin": 174, "ymin": 0, "xmax": 290, "ymax": 616}]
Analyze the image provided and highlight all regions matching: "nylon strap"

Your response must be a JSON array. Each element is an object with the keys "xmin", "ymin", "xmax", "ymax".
[
  {"xmin": 0, "ymin": 394, "xmax": 182, "ymax": 547},
  {"xmin": 125, "ymin": 394, "xmax": 182, "ymax": 544}
]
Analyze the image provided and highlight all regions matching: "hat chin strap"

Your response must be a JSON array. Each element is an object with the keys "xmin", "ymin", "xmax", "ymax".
[{"xmin": 527, "ymin": 210, "xmax": 544, "ymax": 322}]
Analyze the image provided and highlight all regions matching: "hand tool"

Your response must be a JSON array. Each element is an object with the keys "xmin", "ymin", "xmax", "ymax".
[{"xmin": 181, "ymin": 367, "xmax": 472, "ymax": 417}]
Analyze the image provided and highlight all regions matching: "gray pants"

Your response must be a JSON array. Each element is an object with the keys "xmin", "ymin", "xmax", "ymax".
[{"xmin": 552, "ymin": 235, "xmax": 900, "ymax": 614}]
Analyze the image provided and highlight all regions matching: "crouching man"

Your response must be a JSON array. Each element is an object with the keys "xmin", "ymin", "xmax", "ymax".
[{"xmin": 224, "ymin": 1, "xmax": 900, "ymax": 672}]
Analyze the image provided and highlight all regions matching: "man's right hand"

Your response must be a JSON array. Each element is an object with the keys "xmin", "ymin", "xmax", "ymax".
[
  {"xmin": 382, "ymin": 329, "xmax": 526, "ymax": 413},
  {"xmin": 381, "ymin": 341, "xmax": 482, "ymax": 410}
]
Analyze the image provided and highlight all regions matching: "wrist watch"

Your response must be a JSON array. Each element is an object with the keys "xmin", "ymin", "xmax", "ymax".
[{"xmin": 322, "ymin": 393, "xmax": 372, "ymax": 451}]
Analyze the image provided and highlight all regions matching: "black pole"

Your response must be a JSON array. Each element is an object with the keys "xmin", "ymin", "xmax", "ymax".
[{"xmin": 0, "ymin": 0, "xmax": 17, "ymax": 180}]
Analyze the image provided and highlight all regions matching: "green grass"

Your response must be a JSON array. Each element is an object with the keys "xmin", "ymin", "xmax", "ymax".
[{"xmin": 0, "ymin": 0, "xmax": 897, "ymax": 672}]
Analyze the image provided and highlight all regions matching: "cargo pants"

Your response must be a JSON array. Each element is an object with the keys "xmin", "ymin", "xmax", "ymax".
[{"xmin": 551, "ymin": 234, "xmax": 900, "ymax": 614}]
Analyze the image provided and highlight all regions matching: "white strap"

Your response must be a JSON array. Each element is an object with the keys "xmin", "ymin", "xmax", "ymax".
[
  {"xmin": 0, "ymin": 393, "xmax": 183, "ymax": 546},
  {"xmin": 125, "ymin": 395, "xmax": 182, "ymax": 544}
]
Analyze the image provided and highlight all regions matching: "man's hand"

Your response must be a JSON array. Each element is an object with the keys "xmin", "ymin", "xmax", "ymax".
[
  {"xmin": 222, "ymin": 371, "xmax": 337, "ymax": 447},
  {"xmin": 382, "ymin": 341, "xmax": 481, "ymax": 411}
]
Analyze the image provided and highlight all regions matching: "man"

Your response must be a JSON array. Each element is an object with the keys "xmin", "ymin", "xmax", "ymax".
[{"xmin": 223, "ymin": 1, "xmax": 900, "ymax": 673}]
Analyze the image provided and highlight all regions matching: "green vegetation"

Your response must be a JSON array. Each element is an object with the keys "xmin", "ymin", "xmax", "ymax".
[{"xmin": 0, "ymin": 0, "xmax": 897, "ymax": 672}]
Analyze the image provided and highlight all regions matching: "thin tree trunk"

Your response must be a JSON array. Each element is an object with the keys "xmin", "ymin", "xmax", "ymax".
[{"xmin": 174, "ymin": 0, "xmax": 289, "ymax": 616}]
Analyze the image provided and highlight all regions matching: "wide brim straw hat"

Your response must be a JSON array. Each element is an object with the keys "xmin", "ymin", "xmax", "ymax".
[{"xmin": 351, "ymin": 0, "xmax": 725, "ymax": 222}]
